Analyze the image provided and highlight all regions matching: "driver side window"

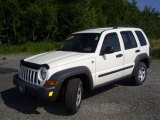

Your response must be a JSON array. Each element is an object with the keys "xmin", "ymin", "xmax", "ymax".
[{"xmin": 101, "ymin": 33, "xmax": 121, "ymax": 53}]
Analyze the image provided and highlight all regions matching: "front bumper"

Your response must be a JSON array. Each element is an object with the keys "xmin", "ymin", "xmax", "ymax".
[{"xmin": 13, "ymin": 75, "xmax": 60, "ymax": 101}]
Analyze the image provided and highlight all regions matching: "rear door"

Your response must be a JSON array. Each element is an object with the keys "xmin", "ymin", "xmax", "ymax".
[
  {"xmin": 134, "ymin": 30, "xmax": 150, "ymax": 56},
  {"xmin": 120, "ymin": 31, "xmax": 141, "ymax": 76}
]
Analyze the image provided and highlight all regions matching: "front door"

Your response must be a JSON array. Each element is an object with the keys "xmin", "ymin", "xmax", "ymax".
[{"xmin": 95, "ymin": 32, "xmax": 124, "ymax": 86}]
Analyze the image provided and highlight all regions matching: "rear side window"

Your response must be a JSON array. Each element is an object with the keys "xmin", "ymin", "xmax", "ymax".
[
  {"xmin": 135, "ymin": 31, "xmax": 147, "ymax": 46},
  {"xmin": 121, "ymin": 31, "xmax": 137, "ymax": 50},
  {"xmin": 102, "ymin": 33, "xmax": 121, "ymax": 52}
]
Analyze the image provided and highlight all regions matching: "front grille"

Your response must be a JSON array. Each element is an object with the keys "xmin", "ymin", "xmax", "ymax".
[{"xmin": 18, "ymin": 66, "xmax": 40, "ymax": 85}]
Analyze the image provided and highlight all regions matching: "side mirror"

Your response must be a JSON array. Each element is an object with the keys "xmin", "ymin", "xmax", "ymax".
[{"xmin": 101, "ymin": 46, "xmax": 114, "ymax": 55}]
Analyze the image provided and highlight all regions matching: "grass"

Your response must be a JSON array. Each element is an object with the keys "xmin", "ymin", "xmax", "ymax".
[
  {"xmin": 0, "ymin": 41, "xmax": 61, "ymax": 54},
  {"xmin": 150, "ymin": 39, "xmax": 160, "ymax": 59},
  {"xmin": 150, "ymin": 39, "xmax": 160, "ymax": 49},
  {"xmin": 152, "ymin": 48, "xmax": 160, "ymax": 59},
  {"xmin": 0, "ymin": 39, "xmax": 160, "ymax": 59}
]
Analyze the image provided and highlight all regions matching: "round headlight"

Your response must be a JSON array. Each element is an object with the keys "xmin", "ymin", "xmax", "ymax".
[{"xmin": 39, "ymin": 67, "xmax": 48, "ymax": 81}]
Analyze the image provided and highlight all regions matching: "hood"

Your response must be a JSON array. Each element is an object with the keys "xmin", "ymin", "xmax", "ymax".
[{"xmin": 24, "ymin": 51, "xmax": 94, "ymax": 68}]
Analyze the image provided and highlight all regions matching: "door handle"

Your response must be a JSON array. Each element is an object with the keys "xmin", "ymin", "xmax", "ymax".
[
  {"xmin": 116, "ymin": 54, "xmax": 123, "ymax": 58},
  {"xmin": 135, "ymin": 49, "xmax": 140, "ymax": 53}
]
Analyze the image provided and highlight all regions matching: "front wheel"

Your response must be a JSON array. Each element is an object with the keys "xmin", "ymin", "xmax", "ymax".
[
  {"xmin": 132, "ymin": 62, "xmax": 147, "ymax": 85},
  {"xmin": 65, "ymin": 78, "xmax": 83, "ymax": 114}
]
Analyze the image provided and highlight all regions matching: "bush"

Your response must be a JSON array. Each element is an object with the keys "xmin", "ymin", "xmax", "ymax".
[
  {"xmin": 152, "ymin": 48, "xmax": 160, "ymax": 59},
  {"xmin": 0, "ymin": 41, "xmax": 61, "ymax": 54},
  {"xmin": 150, "ymin": 39, "xmax": 160, "ymax": 48}
]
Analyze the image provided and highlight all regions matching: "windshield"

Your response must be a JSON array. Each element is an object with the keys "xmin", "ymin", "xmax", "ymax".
[{"xmin": 59, "ymin": 33, "xmax": 100, "ymax": 53}]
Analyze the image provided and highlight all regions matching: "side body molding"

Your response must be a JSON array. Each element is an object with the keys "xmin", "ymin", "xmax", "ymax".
[{"xmin": 49, "ymin": 66, "xmax": 94, "ymax": 90}]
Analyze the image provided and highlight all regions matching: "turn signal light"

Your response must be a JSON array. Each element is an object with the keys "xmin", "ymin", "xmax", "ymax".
[{"xmin": 44, "ymin": 80, "xmax": 59, "ymax": 86}]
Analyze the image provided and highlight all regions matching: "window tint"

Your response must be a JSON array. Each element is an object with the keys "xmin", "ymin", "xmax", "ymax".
[
  {"xmin": 121, "ymin": 31, "xmax": 137, "ymax": 50},
  {"xmin": 102, "ymin": 33, "xmax": 121, "ymax": 52},
  {"xmin": 60, "ymin": 33, "xmax": 100, "ymax": 53},
  {"xmin": 135, "ymin": 31, "xmax": 147, "ymax": 46}
]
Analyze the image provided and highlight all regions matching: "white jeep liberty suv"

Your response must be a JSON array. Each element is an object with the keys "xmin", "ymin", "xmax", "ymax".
[{"xmin": 13, "ymin": 27, "xmax": 151, "ymax": 114}]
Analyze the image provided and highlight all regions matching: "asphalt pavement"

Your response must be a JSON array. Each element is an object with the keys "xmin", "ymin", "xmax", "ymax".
[{"xmin": 0, "ymin": 54, "xmax": 160, "ymax": 120}]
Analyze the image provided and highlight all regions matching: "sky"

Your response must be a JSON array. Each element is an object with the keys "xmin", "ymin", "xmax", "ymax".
[{"xmin": 128, "ymin": 0, "xmax": 160, "ymax": 11}]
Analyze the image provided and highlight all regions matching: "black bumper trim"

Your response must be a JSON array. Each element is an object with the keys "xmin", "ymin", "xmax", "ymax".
[{"xmin": 13, "ymin": 75, "xmax": 60, "ymax": 101}]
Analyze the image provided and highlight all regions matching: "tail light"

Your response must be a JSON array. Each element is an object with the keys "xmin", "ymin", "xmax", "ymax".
[{"xmin": 149, "ymin": 47, "xmax": 152, "ymax": 56}]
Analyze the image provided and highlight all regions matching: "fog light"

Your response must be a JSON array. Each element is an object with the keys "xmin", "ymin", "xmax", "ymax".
[{"xmin": 49, "ymin": 91, "xmax": 53, "ymax": 97}]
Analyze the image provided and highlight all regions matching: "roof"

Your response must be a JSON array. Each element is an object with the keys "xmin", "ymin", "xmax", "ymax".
[
  {"xmin": 73, "ymin": 27, "xmax": 113, "ymax": 34},
  {"xmin": 73, "ymin": 27, "xmax": 139, "ymax": 34}
]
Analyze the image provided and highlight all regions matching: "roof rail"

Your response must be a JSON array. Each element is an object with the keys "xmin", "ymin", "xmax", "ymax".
[{"xmin": 112, "ymin": 25, "xmax": 139, "ymax": 29}]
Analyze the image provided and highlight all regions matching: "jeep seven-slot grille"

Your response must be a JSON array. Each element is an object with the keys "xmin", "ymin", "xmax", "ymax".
[{"xmin": 18, "ymin": 66, "xmax": 40, "ymax": 85}]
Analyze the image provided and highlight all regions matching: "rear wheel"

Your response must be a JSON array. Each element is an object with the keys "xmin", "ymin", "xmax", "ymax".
[
  {"xmin": 132, "ymin": 62, "xmax": 147, "ymax": 85},
  {"xmin": 65, "ymin": 78, "xmax": 83, "ymax": 114}
]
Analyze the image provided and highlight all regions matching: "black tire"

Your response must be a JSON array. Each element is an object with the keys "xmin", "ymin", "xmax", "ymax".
[
  {"xmin": 132, "ymin": 62, "xmax": 147, "ymax": 85},
  {"xmin": 65, "ymin": 78, "xmax": 83, "ymax": 114}
]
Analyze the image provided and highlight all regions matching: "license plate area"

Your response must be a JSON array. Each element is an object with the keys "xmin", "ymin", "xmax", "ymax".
[{"xmin": 18, "ymin": 85, "xmax": 25, "ymax": 94}]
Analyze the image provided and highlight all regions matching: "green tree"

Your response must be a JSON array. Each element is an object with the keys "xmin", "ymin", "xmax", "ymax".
[
  {"xmin": 22, "ymin": 0, "xmax": 57, "ymax": 41},
  {"xmin": 101, "ymin": 0, "xmax": 127, "ymax": 26},
  {"xmin": 140, "ymin": 6, "xmax": 160, "ymax": 39},
  {"xmin": 0, "ymin": 0, "xmax": 160, "ymax": 45},
  {"xmin": 57, "ymin": 0, "xmax": 97, "ymax": 40},
  {"xmin": 0, "ymin": 0, "xmax": 21, "ymax": 44}
]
